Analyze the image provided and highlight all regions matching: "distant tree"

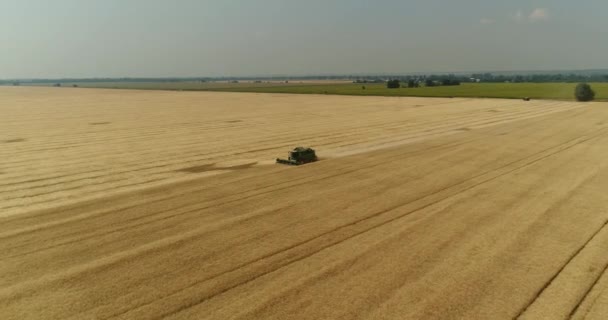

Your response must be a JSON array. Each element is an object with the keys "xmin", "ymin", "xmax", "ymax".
[
  {"xmin": 425, "ymin": 79, "xmax": 435, "ymax": 87},
  {"xmin": 441, "ymin": 79, "xmax": 461, "ymax": 86},
  {"xmin": 386, "ymin": 79, "xmax": 400, "ymax": 89},
  {"xmin": 575, "ymin": 83, "xmax": 595, "ymax": 102},
  {"xmin": 407, "ymin": 80, "xmax": 416, "ymax": 88}
]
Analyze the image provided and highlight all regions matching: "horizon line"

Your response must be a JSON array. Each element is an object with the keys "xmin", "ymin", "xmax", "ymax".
[{"xmin": 3, "ymin": 68, "xmax": 608, "ymax": 81}]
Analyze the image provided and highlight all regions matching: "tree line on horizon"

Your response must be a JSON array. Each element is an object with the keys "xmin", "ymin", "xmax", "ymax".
[
  {"xmin": 3, "ymin": 71, "xmax": 608, "ymax": 86},
  {"xmin": 386, "ymin": 79, "xmax": 462, "ymax": 89},
  {"xmin": 360, "ymin": 73, "xmax": 608, "ymax": 85}
]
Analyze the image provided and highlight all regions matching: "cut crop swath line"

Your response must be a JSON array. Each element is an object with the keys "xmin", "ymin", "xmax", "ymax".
[
  {"xmin": 0, "ymin": 175, "xmax": 173, "ymax": 212},
  {"xmin": 0, "ymin": 120, "xmax": 472, "ymax": 197},
  {"xmin": 0, "ymin": 119, "xmax": 267, "ymax": 155},
  {"xmin": 0, "ymin": 137, "xmax": 488, "ymax": 298},
  {"xmin": 0, "ymin": 102, "xmax": 588, "ymax": 220},
  {"xmin": 0, "ymin": 110, "xmax": 457, "ymax": 170},
  {"xmin": 1, "ymin": 103, "xmax": 578, "ymax": 200},
  {"xmin": 0, "ymin": 99, "xmax": 564, "ymax": 170},
  {"xmin": 4, "ymin": 105, "xmax": 581, "ymax": 240},
  {"xmin": 0, "ymin": 137, "xmax": 480, "ymax": 256},
  {"xmin": 0, "ymin": 100, "xmax": 568, "ymax": 188},
  {"xmin": 325, "ymin": 105, "xmax": 579, "ymax": 151},
  {"xmin": 0, "ymin": 135, "xmax": 474, "ymax": 231},
  {"xmin": 0, "ymin": 110, "xmax": 580, "ymax": 215},
  {"xmin": 1, "ymin": 103, "xmax": 422, "ymax": 154},
  {"xmin": 0, "ymin": 102, "xmax": 572, "ymax": 194},
  {"xmin": 1, "ymin": 145, "xmax": 469, "ymax": 261}
]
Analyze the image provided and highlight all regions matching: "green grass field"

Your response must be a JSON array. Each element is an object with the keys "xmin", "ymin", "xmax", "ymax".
[
  {"xmin": 212, "ymin": 82, "xmax": 608, "ymax": 101},
  {"xmin": 17, "ymin": 81, "xmax": 608, "ymax": 101}
]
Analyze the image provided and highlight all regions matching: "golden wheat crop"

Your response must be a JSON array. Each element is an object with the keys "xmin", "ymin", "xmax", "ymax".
[{"xmin": 1, "ymin": 87, "xmax": 606, "ymax": 319}]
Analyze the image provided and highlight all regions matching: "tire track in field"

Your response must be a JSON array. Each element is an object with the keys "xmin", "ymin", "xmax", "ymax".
[
  {"xmin": 569, "ymin": 262, "xmax": 608, "ymax": 318},
  {"xmin": 571, "ymin": 271, "xmax": 608, "ymax": 319},
  {"xmin": 515, "ymin": 219, "xmax": 608, "ymax": 319},
  {"xmin": 216, "ymin": 164, "xmax": 590, "ymax": 320}
]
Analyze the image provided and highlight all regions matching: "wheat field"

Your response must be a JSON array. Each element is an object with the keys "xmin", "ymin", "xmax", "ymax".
[{"xmin": 1, "ymin": 87, "xmax": 607, "ymax": 319}]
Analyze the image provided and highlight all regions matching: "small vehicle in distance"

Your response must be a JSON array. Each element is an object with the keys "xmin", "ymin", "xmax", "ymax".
[{"xmin": 276, "ymin": 147, "xmax": 318, "ymax": 165}]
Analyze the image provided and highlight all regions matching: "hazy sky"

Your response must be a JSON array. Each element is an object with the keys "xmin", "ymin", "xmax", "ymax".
[{"xmin": 1, "ymin": 0, "xmax": 606, "ymax": 78}]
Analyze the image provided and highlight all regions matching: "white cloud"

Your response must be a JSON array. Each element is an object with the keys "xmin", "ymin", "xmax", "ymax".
[
  {"xmin": 511, "ymin": 10, "xmax": 524, "ymax": 22},
  {"xmin": 480, "ymin": 18, "xmax": 495, "ymax": 25},
  {"xmin": 509, "ymin": 8, "xmax": 550, "ymax": 23},
  {"xmin": 528, "ymin": 8, "xmax": 549, "ymax": 22}
]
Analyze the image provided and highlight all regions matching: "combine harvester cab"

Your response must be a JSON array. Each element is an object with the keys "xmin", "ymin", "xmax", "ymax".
[{"xmin": 276, "ymin": 147, "xmax": 318, "ymax": 165}]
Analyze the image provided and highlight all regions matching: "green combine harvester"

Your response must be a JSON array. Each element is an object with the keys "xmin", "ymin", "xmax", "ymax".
[{"xmin": 276, "ymin": 147, "xmax": 318, "ymax": 165}]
